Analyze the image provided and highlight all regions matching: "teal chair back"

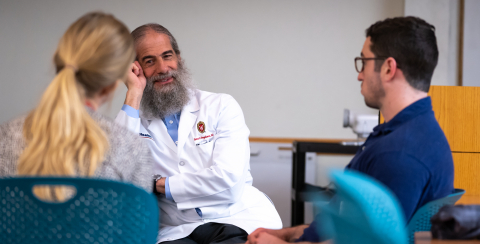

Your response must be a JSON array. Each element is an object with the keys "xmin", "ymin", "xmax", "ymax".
[
  {"xmin": 316, "ymin": 170, "xmax": 408, "ymax": 244},
  {"xmin": 406, "ymin": 188, "xmax": 465, "ymax": 244},
  {"xmin": 0, "ymin": 177, "xmax": 159, "ymax": 244}
]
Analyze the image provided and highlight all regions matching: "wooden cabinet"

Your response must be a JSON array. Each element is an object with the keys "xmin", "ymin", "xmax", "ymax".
[
  {"xmin": 430, "ymin": 86, "xmax": 480, "ymax": 202},
  {"xmin": 429, "ymin": 86, "xmax": 480, "ymax": 153}
]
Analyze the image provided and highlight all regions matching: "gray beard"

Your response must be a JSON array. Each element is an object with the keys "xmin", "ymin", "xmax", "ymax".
[{"xmin": 140, "ymin": 60, "xmax": 195, "ymax": 119}]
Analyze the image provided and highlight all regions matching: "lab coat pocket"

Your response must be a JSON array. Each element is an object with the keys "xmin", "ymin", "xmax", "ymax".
[
  {"xmin": 198, "ymin": 204, "xmax": 232, "ymax": 219},
  {"xmin": 195, "ymin": 138, "xmax": 215, "ymax": 165}
]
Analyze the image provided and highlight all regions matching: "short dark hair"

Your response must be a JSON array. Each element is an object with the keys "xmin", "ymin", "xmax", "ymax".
[
  {"xmin": 131, "ymin": 23, "xmax": 181, "ymax": 56},
  {"xmin": 366, "ymin": 16, "xmax": 438, "ymax": 92}
]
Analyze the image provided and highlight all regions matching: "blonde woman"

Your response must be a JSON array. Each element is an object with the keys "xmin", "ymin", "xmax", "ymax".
[{"xmin": 0, "ymin": 12, "xmax": 152, "ymax": 198}]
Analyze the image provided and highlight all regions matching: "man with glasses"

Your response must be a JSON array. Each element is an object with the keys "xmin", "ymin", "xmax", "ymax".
[{"xmin": 246, "ymin": 16, "xmax": 454, "ymax": 244}]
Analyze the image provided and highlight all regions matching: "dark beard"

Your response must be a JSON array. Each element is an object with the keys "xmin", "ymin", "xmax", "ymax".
[{"xmin": 140, "ymin": 60, "xmax": 195, "ymax": 119}]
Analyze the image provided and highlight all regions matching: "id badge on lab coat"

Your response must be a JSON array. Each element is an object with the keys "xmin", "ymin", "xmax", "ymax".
[{"xmin": 194, "ymin": 133, "xmax": 214, "ymax": 146}]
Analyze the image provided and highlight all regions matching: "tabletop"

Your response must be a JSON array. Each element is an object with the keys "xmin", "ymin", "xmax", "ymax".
[{"xmin": 416, "ymin": 232, "xmax": 480, "ymax": 244}]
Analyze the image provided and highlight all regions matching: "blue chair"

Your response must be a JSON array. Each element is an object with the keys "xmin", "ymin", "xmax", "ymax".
[
  {"xmin": 406, "ymin": 188, "xmax": 465, "ymax": 244},
  {"xmin": 0, "ymin": 177, "xmax": 159, "ymax": 244},
  {"xmin": 316, "ymin": 170, "xmax": 408, "ymax": 244}
]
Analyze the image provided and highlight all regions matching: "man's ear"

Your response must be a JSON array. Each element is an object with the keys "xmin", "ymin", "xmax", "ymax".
[{"xmin": 380, "ymin": 57, "xmax": 398, "ymax": 82}]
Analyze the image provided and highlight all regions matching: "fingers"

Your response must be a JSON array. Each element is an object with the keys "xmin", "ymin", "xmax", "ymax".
[
  {"xmin": 247, "ymin": 232, "xmax": 257, "ymax": 244},
  {"xmin": 251, "ymin": 228, "xmax": 266, "ymax": 235},
  {"xmin": 247, "ymin": 228, "xmax": 265, "ymax": 244},
  {"xmin": 247, "ymin": 232, "xmax": 279, "ymax": 244},
  {"xmin": 131, "ymin": 62, "xmax": 140, "ymax": 76},
  {"xmin": 257, "ymin": 233, "xmax": 287, "ymax": 244},
  {"xmin": 134, "ymin": 61, "xmax": 145, "ymax": 78},
  {"xmin": 134, "ymin": 61, "xmax": 141, "ymax": 70}
]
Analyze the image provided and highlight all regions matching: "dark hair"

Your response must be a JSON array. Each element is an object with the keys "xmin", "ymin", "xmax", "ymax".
[
  {"xmin": 131, "ymin": 23, "xmax": 180, "ymax": 56},
  {"xmin": 366, "ymin": 16, "xmax": 438, "ymax": 92}
]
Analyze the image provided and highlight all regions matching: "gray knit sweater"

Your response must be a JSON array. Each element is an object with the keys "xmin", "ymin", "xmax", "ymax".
[{"xmin": 0, "ymin": 111, "xmax": 153, "ymax": 192}]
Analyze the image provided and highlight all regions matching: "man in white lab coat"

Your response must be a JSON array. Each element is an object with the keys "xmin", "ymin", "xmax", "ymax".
[{"xmin": 115, "ymin": 23, "xmax": 282, "ymax": 244}]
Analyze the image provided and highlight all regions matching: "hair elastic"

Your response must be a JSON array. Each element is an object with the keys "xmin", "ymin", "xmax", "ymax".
[{"xmin": 64, "ymin": 64, "xmax": 78, "ymax": 72}]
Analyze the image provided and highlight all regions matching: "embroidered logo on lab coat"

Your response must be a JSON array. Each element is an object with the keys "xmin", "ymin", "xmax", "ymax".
[{"xmin": 197, "ymin": 121, "xmax": 206, "ymax": 133}]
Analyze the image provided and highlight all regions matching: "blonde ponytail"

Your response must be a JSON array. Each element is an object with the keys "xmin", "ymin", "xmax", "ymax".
[
  {"xmin": 17, "ymin": 12, "xmax": 135, "ymax": 201},
  {"xmin": 19, "ymin": 67, "xmax": 108, "ymax": 200}
]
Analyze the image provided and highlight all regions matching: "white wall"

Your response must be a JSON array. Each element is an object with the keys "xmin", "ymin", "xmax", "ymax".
[
  {"xmin": 404, "ymin": 0, "xmax": 461, "ymax": 87},
  {"xmin": 0, "ymin": 0, "xmax": 404, "ymax": 139},
  {"xmin": 462, "ymin": 0, "xmax": 480, "ymax": 87}
]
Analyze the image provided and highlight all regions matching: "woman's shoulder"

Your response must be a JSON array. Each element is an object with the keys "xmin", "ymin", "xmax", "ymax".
[
  {"xmin": 0, "ymin": 116, "xmax": 27, "ymax": 149},
  {"xmin": 0, "ymin": 116, "xmax": 27, "ymax": 176},
  {"xmin": 89, "ymin": 111, "xmax": 152, "ymax": 191},
  {"xmin": 90, "ymin": 112, "xmax": 145, "ymax": 151},
  {"xmin": 90, "ymin": 112, "xmax": 129, "ymax": 136},
  {"xmin": 0, "ymin": 116, "xmax": 26, "ymax": 134}
]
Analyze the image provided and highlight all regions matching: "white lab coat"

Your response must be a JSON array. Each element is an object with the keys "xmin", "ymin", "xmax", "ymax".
[{"xmin": 115, "ymin": 89, "xmax": 282, "ymax": 243}]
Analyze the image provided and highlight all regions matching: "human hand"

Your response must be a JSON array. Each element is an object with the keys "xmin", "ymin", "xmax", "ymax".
[
  {"xmin": 126, "ymin": 61, "xmax": 146, "ymax": 93},
  {"xmin": 246, "ymin": 228, "xmax": 289, "ymax": 244},
  {"xmin": 123, "ymin": 61, "xmax": 146, "ymax": 109},
  {"xmin": 156, "ymin": 177, "xmax": 166, "ymax": 194},
  {"xmin": 246, "ymin": 231, "xmax": 289, "ymax": 244}
]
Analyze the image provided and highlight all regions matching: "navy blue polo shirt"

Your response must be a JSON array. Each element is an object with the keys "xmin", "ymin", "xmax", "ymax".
[{"xmin": 296, "ymin": 97, "xmax": 454, "ymax": 242}]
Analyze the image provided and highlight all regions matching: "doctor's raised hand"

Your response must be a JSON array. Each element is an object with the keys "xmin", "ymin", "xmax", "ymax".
[{"xmin": 124, "ymin": 61, "xmax": 146, "ymax": 110}]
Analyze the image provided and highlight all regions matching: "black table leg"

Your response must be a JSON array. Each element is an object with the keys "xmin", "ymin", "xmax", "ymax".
[{"xmin": 291, "ymin": 142, "xmax": 306, "ymax": 226}]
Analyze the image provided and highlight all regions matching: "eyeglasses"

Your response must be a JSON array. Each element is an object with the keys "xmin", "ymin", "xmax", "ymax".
[{"xmin": 354, "ymin": 57, "xmax": 387, "ymax": 73}]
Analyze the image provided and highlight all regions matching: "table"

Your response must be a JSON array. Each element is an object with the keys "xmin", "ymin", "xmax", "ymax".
[
  {"xmin": 456, "ymin": 196, "xmax": 480, "ymax": 205},
  {"xmin": 291, "ymin": 139, "xmax": 360, "ymax": 226},
  {"xmin": 416, "ymin": 232, "xmax": 480, "ymax": 244}
]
